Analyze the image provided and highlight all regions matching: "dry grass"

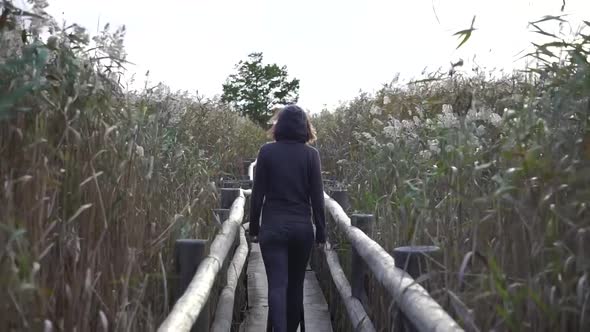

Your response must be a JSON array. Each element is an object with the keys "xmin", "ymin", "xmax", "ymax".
[
  {"xmin": 1, "ymin": 3, "xmax": 265, "ymax": 330},
  {"xmin": 313, "ymin": 20, "xmax": 590, "ymax": 332},
  {"xmin": 2, "ymin": 2, "xmax": 589, "ymax": 332}
]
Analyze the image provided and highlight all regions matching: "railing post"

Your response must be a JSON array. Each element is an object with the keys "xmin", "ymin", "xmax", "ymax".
[
  {"xmin": 220, "ymin": 180, "xmax": 240, "ymax": 189},
  {"xmin": 325, "ymin": 189, "xmax": 350, "ymax": 253},
  {"xmin": 174, "ymin": 239, "xmax": 209, "ymax": 332},
  {"xmin": 221, "ymin": 179, "xmax": 252, "ymax": 190},
  {"xmin": 330, "ymin": 189, "xmax": 351, "ymax": 213},
  {"xmin": 392, "ymin": 245, "xmax": 441, "ymax": 332},
  {"xmin": 351, "ymin": 214, "xmax": 374, "ymax": 309},
  {"xmin": 220, "ymin": 188, "xmax": 240, "ymax": 209},
  {"xmin": 241, "ymin": 179, "xmax": 253, "ymax": 190}
]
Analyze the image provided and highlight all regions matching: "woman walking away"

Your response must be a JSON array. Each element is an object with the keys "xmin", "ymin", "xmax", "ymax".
[{"xmin": 249, "ymin": 105, "xmax": 326, "ymax": 332}]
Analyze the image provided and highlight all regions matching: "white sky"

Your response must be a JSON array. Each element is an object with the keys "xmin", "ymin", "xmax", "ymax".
[{"xmin": 41, "ymin": 0, "xmax": 590, "ymax": 112}]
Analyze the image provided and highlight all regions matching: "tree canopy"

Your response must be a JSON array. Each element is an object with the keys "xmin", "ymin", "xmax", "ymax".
[{"xmin": 221, "ymin": 52, "xmax": 300, "ymax": 127}]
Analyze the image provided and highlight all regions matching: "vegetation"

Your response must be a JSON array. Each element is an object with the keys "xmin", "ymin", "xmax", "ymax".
[
  {"xmin": 222, "ymin": 52, "xmax": 300, "ymax": 127},
  {"xmin": 1, "ymin": 1, "xmax": 265, "ymax": 330},
  {"xmin": 1, "ymin": 0, "xmax": 589, "ymax": 331},
  {"xmin": 314, "ymin": 17, "xmax": 590, "ymax": 331}
]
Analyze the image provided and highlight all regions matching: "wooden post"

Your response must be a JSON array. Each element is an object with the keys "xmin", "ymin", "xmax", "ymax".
[
  {"xmin": 241, "ymin": 179, "xmax": 253, "ymax": 189},
  {"xmin": 393, "ymin": 246, "xmax": 440, "ymax": 283},
  {"xmin": 220, "ymin": 188, "xmax": 240, "ymax": 209},
  {"xmin": 330, "ymin": 189, "xmax": 351, "ymax": 213},
  {"xmin": 392, "ymin": 245, "xmax": 441, "ymax": 332},
  {"xmin": 220, "ymin": 179, "xmax": 252, "ymax": 189},
  {"xmin": 174, "ymin": 239, "xmax": 209, "ymax": 332},
  {"xmin": 351, "ymin": 214, "xmax": 374, "ymax": 309},
  {"xmin": 326, "ymin": 189, "xmax": 350, "ymax": 249},
  {"xmin": 220, "ymin": 180, "xmax": 241, "ymax": 189}
]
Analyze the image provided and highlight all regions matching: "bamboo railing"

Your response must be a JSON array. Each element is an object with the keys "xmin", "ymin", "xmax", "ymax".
[
  {"xmin": 323, "ymin": 192, "xmax": 464, "ymax": 332},
  {"xmin": 210, "ymin": 224, "xmax": 248, "ymax": 332},
  {"xmin": 158, "ymin": 189, "xmax": 249, "ymax": 332},
  {"xmin": 322, "ymin": 242, "xmax": 377, "ymax": 332},
  {"xmin": 158, "ymin": 158, "xmax": 464, "ymax": 332}
]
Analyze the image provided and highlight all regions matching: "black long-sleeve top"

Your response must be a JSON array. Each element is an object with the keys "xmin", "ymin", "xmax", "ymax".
[
  {"xmin": 249, "ymin": 141, "xmax": 326, "ymax": 243},
  {"xmin": 248, "ymin": 106, "xmax": 326, "ymax": 244}
]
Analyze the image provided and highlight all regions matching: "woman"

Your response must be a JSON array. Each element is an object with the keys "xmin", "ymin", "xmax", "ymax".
[{"xmin": 249, "ymin": 105, "xmax": 326, "ymax": 332}]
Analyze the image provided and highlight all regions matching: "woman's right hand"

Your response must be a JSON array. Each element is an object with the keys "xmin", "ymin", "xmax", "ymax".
[{"xmin": 250, "ymin": 235, "xmax": 259, "ymax": 243}]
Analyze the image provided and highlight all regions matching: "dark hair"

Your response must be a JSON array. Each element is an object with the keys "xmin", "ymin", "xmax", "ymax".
[{"xmin": 268, "ymin": 105, "xmax": 317, "ymax": 144}]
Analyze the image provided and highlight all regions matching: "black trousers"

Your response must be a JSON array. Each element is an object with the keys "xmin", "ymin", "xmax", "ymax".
[{"xmin": 259, "ymin": 220, "xmax": 314, "ymax": 332}]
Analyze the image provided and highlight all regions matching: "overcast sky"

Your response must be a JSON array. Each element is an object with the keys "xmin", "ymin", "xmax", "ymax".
[{"xmin": 41, "ymin": 0, "xmax": 589, "ymax": 112}]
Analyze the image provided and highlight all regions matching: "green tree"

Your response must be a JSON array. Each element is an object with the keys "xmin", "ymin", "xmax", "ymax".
[{"xmin": 221, "ymin": 52, "xmax": 300, "ymax": 126}]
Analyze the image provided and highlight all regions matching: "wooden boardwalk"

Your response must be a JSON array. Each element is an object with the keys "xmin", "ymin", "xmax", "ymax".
[
  {"xmin": 158, "ymin": 176, "xmax": 461, "ymax": 332},
  {"xmin": 240, "ymin": 244, "xmax": 333, "ymax": 332}
]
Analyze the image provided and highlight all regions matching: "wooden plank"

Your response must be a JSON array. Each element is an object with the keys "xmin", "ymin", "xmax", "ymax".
[
  {"xmin": 302, "ymin": 271, "xmax": 332, "ymax": 332},
  {"xmin": 241, "ymin": 244, "xmax": 268, "ymax": 332},
  {"xmin": 241, "ymin": 244, "xmax": 333, "ymax": 332}
]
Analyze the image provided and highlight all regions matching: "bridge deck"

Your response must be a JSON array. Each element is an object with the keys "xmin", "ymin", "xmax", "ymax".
[{"xmin": 240, "ymin": 244, "xmax": 332, "ymax": 332}]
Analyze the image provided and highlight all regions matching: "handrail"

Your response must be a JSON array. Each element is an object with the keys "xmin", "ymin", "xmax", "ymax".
[
  {"xmin": 222, "ymin": 160, "xmax": 463, "ymax": 332},
  {"xmin": 323, "ymin": 192, "xmax": 464, "ymax": 332},
  {"xmin": 248, "ymin": 159, "xmax": 257, "ymax": 181},
  {"xmin": 323, "ymin": 242, "xmax": 377, "ymax": 332},
  {"xmin": 158, "ymin": 189, "xmax": 250, "ymax": 332},
  {"xmin": 210, "ymin": 224, "xmax": 249, "ymax": 332}
]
